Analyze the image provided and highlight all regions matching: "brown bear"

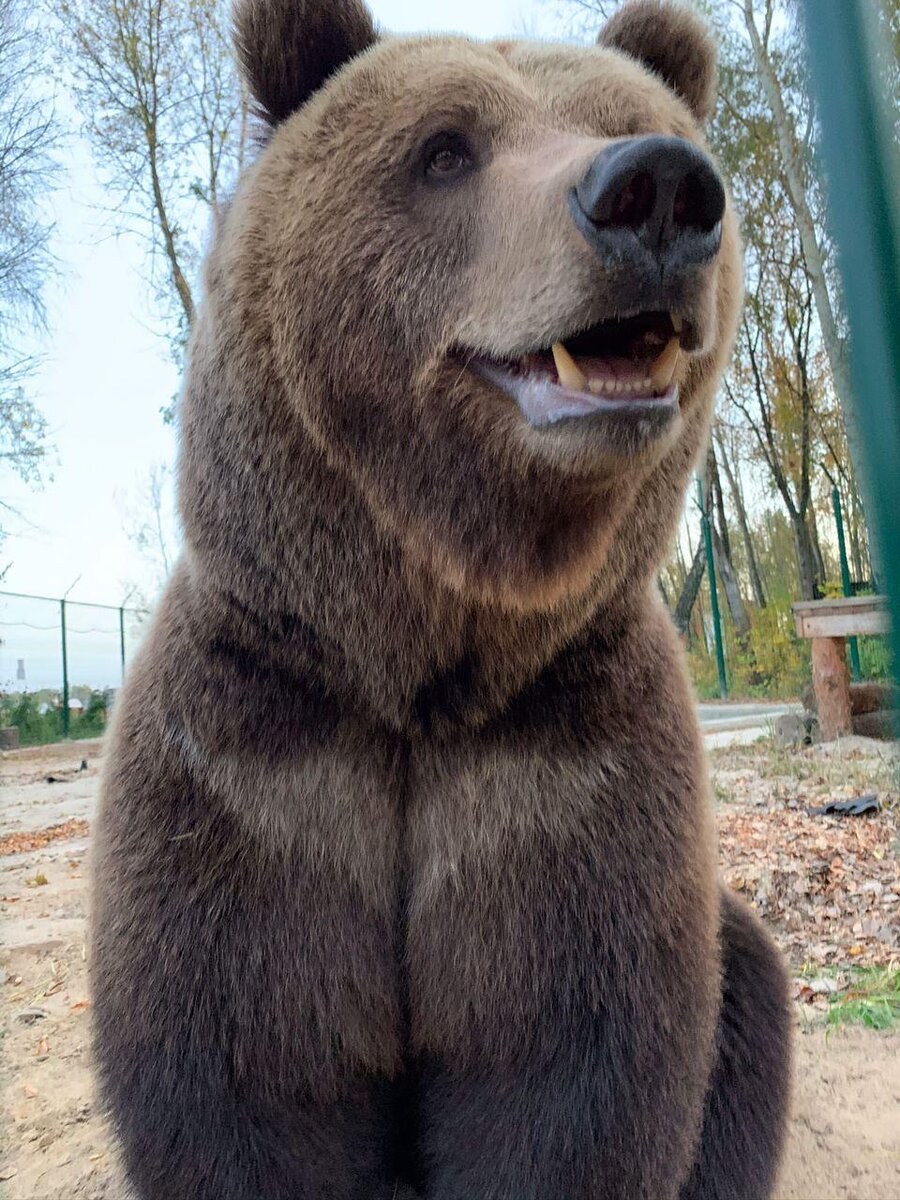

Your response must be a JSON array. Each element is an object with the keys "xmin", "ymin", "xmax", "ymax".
[{"xmin": 90, "ymin": 1, "xmax": 791, "ymax": 1196}]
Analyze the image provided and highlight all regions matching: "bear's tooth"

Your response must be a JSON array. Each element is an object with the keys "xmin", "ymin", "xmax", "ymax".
[
  {"xmin": 649, "ymin": 338, "xmax": 680, "ymax": 392},
  {"xmin": 551, "ymin": 342, "xmax": 588, "ymax": 391},
  {"xmin": 671, "ymin": 314, "xmax": 684, "ymax": 334}
]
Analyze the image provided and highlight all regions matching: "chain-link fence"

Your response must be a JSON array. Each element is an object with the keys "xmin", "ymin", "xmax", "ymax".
[{"xmin": 0, "ymin": 590, "xmax": 150, "ymax": 745}]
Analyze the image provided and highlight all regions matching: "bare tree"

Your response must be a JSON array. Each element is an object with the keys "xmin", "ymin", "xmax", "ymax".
[
  {"xmin": 118, "ymin": 463, "xmax": 180, "ymax": 603},
  {"xmin": 726, "ymin": 232, "xmax": 824, "ymax": 600},
  {"xmin": 0, "ymin": 365, "xmax": 48, "ymax": 484},
  {"xmin": 673, "ymin": 541, "xmax": 706, "ymax": 639},
  {"xmin": 814, "ymin": 387, "xmax": 872, "ymax": 585},
  {"xmin": 738, "ymin": 0, "xmax": 885, "ymax": 579},
  {"xmin": 706, "ymin": 444, "xmax": 751, "ymax": 637},
  {"xmin": 0, "ymin": 0, "xmax": 58, "ymax": 533},
  {"xmin": 58, "ymin": 0, "xmax": 246, "ymax": 363},
  {"xmin": 713, "ymin": 423, "xmax": 767, "ymax": 608}
]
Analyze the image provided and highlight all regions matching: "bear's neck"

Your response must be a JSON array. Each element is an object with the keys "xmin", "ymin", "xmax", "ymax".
[{"xmin": 178, "ymin": 368, "xmax": 646, "ymax": 732}]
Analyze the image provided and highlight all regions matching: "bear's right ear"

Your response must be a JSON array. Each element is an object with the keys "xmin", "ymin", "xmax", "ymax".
[
  {"xmin": 597, "ymin": 0, "xmax": 717, "ymax": 125},
  {"xmin": 234, "ymin": 0, "xmax": 377, "ymax": 125}
]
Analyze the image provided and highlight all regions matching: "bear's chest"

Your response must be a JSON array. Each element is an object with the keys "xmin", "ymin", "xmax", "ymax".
[{"xmin": 402, "ymin": 723, "xmax": 718, "ymax": 1061}]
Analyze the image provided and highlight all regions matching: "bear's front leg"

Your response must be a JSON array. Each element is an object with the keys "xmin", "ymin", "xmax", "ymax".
[
  {"xmin": 680, "ymin": 889, "xmax": 791, "ymax": 1200},
  {"xmin": 92, "ymin": 707, "xmax": 406, "ymax": 1200},
  {"xmin": 406, "ymin": 618, "xmax": 723, "ymax": 1200}
]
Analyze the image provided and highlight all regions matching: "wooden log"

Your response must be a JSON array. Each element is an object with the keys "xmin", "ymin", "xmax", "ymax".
[
  {"xmin": 803, "ymin": 680, "xmax": 896, "ymax": 716},
  {"xmin": 852, "ymin": 709, "xmax": 900, "ymax": 740},
  {"xmin": 812, "ymin": 636, "xmax": 852, "ymax": 740}
]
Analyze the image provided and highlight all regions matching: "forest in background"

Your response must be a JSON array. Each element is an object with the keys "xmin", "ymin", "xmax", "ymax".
[{"xmin": 1, "ymin": 0, "xmax": 898, "ymax": 697}]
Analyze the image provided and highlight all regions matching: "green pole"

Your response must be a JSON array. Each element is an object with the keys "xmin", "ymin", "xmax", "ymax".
[
  {"xmin": 60, "ymin": 599, "xmax": 70, "ymax": 739},
  {"xmin": 802, "ymin": 1, "xmax": 900, "ymax": 690},
  {"xmin": 698, "ymin": 477, "xmax": 727, "ymax": 699},
  {"xmin": 119, "ymin": 606, "xmax": 126, "ymax": 680},
  {"xmin": 831, "ymin": 485, "xmax": 861, "ymax": 681}
]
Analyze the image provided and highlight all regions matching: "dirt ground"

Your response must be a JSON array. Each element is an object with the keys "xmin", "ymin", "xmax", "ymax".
[{"xmin": 2, "ymin": 736, "xmax": 899, "ymax": 1200}]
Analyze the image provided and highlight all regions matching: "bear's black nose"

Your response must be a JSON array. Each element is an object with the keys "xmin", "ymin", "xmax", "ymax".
[{"xmin": 570, "ymin": 135, "xmax": 725, "ymax": 272}]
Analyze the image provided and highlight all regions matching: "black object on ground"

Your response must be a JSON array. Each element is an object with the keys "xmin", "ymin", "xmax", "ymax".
[{"xmin": 807, "ymin": 794, "xmax": 880, "ymax": 818}]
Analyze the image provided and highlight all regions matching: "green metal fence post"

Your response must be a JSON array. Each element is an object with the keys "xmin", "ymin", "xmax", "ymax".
[
  {"xmin": 119, "ymin": 606, "xmax": 126, "ymax": 680},
  {"xmin": 698, "ymin": 477, "xmax": 727, "ymax": 698},
  {"xmin": 802, "ymin": 1, "xmax": 900, "ymax": 696},
  {"xmin": 831, "ymin": 485, "xmax": 862, "ymax": 681},
  {"xmin": 60, "ymin": 599, "xmax": 70, "ymax": 739}
]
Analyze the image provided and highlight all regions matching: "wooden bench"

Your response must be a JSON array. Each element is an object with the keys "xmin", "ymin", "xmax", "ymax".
[{"xmin": 792, "ymin": 596, "xmax": 890, "ymax": 739}]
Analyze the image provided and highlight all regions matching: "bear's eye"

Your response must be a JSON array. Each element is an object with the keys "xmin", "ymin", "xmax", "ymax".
[{"xmin": 423, "ymin": 132, "xmax": 475, "ymax": 183}]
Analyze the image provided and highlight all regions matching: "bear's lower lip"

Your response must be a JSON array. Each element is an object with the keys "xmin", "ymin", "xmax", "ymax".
[{"xmin": 471, "ymin": 359, "xmax": 679, "ymax": 428}]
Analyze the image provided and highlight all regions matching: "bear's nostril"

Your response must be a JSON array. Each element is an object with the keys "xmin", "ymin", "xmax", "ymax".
[
  {"xmin": 674, "ymin": 172, "xmax": 721, "ymax": 233},
  {"xmin": 611, "ymin": 171, "xmax": 656, "ymax": 229}
]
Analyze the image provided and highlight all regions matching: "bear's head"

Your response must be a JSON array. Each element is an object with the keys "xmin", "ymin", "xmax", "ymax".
[{"xmin": 180, "ymin": 0, "xmax": 740, "ymax": 711}]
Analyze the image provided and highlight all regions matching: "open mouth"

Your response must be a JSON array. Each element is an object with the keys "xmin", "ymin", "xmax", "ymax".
[{"xmin": 469, "ymin": 312, "xmax": 686, "ymax": 428}]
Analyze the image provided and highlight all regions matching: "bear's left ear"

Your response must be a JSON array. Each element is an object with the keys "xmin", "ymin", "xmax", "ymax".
[
  {"xmin": 234, "ymin": 0, "xmax": 377, "ymax": 125},
  {"xmin": 598, "ymin": 0, "xmax": 717, "ymax": 125}
]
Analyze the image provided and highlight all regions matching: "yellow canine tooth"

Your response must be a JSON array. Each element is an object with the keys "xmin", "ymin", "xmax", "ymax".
[
  {"xmin": 551, "ymin": 342, "xmax": 588, "ymax": 392},
  {"xmin": 671, "ymin": 314, "xmax": 684, "ymax": 333},
  {"xmin": 649, "ymin": 337, "xmax": 681, "ymax": 393}
]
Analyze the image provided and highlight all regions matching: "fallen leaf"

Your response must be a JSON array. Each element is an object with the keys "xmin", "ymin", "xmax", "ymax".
[{"xmin": 0, "ymin": 819, "xmax": 90, "ymax": 856}]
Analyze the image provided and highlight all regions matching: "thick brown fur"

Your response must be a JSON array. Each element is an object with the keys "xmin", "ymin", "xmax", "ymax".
[{"xmin": 91, "ymin": 2, "xmax": 791, "ymax": 1197}]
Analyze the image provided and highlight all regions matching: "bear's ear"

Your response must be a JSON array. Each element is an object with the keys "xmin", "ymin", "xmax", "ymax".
[
  {"xmin": 597, "ymin": 0, "xmax": 717, "ymax": 124},
  {"xmin": 234, "ymin": 0, "xmax": 377, "ymax": 125}
]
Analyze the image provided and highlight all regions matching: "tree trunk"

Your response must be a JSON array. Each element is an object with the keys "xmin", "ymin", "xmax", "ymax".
[
  {"xmin": 809, "ymin": 511, "xmax": 828, "ymax": 592},
  {"xmin": 715, "ymin": 431, "xmax": 766, "ymax": 608},
  {"xmin": 712, "ymin": 526, "xmax": 751, "ymax": 638},
  {"xmin": 707, "ymin": 444, "xmax": 732, "ymax": 560},
  {"xmin": 674, "ymin": 536, "xmax": 688, "ymax": 585},
  {"xmin": 673, "ymin": 541, "xmax": 706, "ymax": 637},
  {"xmin": 743, "ymin": 0, "xmax": 882, "ymax": 584},
  {"xmin": 846, "ymin": 487, "xmax": 867, "ymax": 585},
  {"xmin": 704, "ymin": 445, "xmax": 750, "ymax": 635},
  {"xmin": 147, "ymin": 143, "xmax": 195, "ymax": 328},
  {"xmin": 791, "ymin": 514, "xmax": 819, "ymax": 601},
  {"xmin": 695, "ymin": 589, "xmax": 710, "ymax": 654}
]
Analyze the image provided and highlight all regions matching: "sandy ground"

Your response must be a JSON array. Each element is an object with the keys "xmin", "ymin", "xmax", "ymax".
[{"xmin": 2, "ymin": 737, "xmax": 899, "ymax": 1200}]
